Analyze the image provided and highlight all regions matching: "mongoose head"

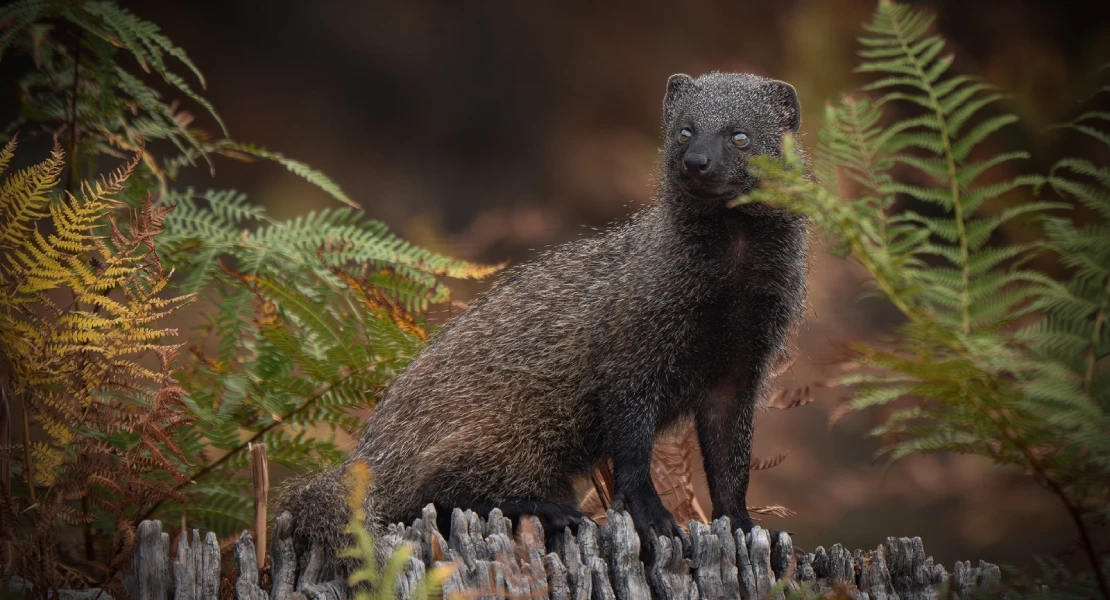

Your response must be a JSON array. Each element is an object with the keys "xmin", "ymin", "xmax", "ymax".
[{"xmin": 661, "ymin": 72, "xmax": 801, "ymax": 202}]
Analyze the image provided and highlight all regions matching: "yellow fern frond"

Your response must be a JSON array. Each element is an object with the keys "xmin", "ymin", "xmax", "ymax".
[
  {"xmin": 0, "ymin": 141, "xmax": 63, "ymax": 252},
  {"xmin": 37, "ymin": 410, "xmax": 76, "ymax": 447},
  {"xmin": 0, "ymin": 320, "xmax": 40, "ymax": 358},
  {"xmin": 344, "ymin": 459, "xmax": 373, "ymax": 522},
  {"xmin": 0, "ymin": 136, "xmax": 16, "ymax": 176},
  {"xmin": 76, "ymin": 150, "xmax": 141, "ymax": 207},
  {"xmin": 30, "ymin": 442, "xmax": 64, "ymax": 487},
  {"xmin": 1, "ymin": 142, "xmax": 192, "ymax": 505}
]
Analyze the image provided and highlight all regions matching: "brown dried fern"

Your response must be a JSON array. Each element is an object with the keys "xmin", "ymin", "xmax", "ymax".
[
  {"xmin": 651, "ymin": 421, "xmax": 710, "ymax": 527},
  {"xmin": 0, "ymin": 140, "xmax": 192, "ymax": 594}
]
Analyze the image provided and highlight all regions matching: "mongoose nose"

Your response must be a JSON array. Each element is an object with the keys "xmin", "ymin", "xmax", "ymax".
[{"xmin": 682, "ymin": 152, "xmax": 711, "ymax": 176}]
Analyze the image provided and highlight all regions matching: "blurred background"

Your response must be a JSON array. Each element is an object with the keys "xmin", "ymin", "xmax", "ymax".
[{"xmin": 7, "ymin": 0, "xmax": 1107, "ymax": 572}]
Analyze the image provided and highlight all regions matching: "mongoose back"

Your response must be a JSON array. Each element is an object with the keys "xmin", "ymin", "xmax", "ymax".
[{"xmin": 280, "ymin": 71, "xmax": 809, "ymax": 570}]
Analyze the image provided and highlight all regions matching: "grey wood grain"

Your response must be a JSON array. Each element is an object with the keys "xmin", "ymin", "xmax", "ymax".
[{"xmin": 95, "ymin": 505, "xmax": 1012, "ymax": 600}]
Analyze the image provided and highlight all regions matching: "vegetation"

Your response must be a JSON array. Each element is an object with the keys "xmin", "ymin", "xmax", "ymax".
[
  {"xmin": 340, "ymin": 460, "xmax": 458, "ymax": 600},
  {"xmin": 0, "ymin": 0, "xmax": 495, "ymax": 595},
  {"xmin": 0, "ymin": 138, "xmax": 194, "ymax": 595},
  {"xmin": 735, "ymin": 2, "xmax": 1109, "ymax": 597},
  {"xmin": 0, "ymin": 0, "xmax": 1105, "ymax": 597}
]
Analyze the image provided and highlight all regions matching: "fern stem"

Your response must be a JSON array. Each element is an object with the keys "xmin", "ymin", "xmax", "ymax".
[
  {"xmin": 964, "ymin": 384, "xmax": 1109, "ymax": 598},
  {"xmin": 886, "ymin": 3, "xmax": 972, "ymax": 335},
  {"xmin": 70, "ymin": 30, "xmax": 94, "ymax": 566},
  {"xmin": 841, "ymin": 218, "xmax": 917, "ymax": 319},
  {"xmin": 1043, "ymin": 468, "xmax": 1110, "ymax": 599},
  {"xmin": 0, "ymin": 384, "xmax": 8, "ymax": 496},
  {"xmin": 19, "ymin": 388, "xmax": 35, "ymax": 504},
  {"xmin": 65, "ymin": 29, "xmax": 82, "ymax": 197},
  {"xmin": 83, "ymin": 495, "xmax": 94, "ymax": 562}
]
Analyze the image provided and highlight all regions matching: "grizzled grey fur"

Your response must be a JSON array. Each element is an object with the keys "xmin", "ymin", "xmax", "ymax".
[{"xmin": 279, "ymin": 72, "xmax": 809, "ymax": 573}]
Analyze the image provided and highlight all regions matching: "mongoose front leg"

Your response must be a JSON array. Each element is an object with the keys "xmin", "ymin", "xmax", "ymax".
[
  {"xmin": 697, "ymin": 366, "xmax": 764, "ymax": 533},
  {"xmin": 604, "ymin": 398, "xmax": 684, "ymax": 546}
]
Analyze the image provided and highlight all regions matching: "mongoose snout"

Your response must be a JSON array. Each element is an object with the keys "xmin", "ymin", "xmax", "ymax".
[{"xmin": 680, "ymin": 151, "xmax": 712, "ymax": 176}]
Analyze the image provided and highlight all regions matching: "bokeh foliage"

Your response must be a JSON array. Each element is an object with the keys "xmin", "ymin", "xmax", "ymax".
[{"xmin": 735, "ymin": 2, "xmax": 1108, "ymax": 596}]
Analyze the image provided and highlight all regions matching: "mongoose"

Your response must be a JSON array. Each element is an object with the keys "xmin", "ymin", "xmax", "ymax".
[{"xmin": 280, "ymin": 71, "xmax": 808, "ymax": 569}]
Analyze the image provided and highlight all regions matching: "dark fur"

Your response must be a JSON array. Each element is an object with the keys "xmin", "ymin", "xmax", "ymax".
[{"xmin": 279, "ymin": 72, "xmax": 808, "ymax": 568}]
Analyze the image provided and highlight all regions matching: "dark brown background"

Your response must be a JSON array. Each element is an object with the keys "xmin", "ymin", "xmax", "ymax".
[{"xmin": 5, "ymin": 0, "xmax": 1108, "ymax": 572}]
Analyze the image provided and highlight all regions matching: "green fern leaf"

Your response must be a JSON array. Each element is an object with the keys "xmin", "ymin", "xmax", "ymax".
[{"xmin": 215, "ymin": 141, "xmax": 358, "ymax": 208}]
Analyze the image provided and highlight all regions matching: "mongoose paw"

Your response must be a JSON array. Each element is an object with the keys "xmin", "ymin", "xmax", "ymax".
[
  {"xmin": 765, "ymin": 528, "xmax": 797, "ymax": 545},
  {"xmin": 733, "ymin": 512, "xmax": 754, "ymax": 532},
  {"xmin": 490, "ymin": 498, "xmax": 589, "ymax": 539},
  {"xmin": 733, "ymin": 514, "xmax": 794, "ymax": 540},
  {"xmin": 535, "ymin": 504, "xmax": 589, "ymax": 535},
  {"xmin": 612, "ymin": 491, "xmax": 687, "ymax": 554}
]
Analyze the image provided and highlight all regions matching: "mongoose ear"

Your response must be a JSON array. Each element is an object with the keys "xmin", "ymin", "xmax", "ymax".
[
  {"xmin": 663, "ymin": 74, "xmax": 695, "ymax": 123},
  {"xmin": 760, "ymin": 80, "xmax": 802, "ymax": 132}
]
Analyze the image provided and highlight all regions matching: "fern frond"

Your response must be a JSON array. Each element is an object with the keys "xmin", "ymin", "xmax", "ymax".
[
  {"xmin": 737, "ymin": 7, "xmax": 1110, "ymax": 576},
  {"xmin": 174, "ymin": 485, "xmax": 254, "ymax": 537},
  {"xmin": 214, "ymin": 141, "xmax": 358, "ymax": 208},
  {"xmin": 0, "ymin": 0, "xmax": 49, "ymax": 62},
  {"xmin": 0, "ymin": 135, "xmax": 16, "ymax": 173},
  {"xmin": 79, "ymin": 2, "xmax": 210, "ymax": 89},
  {"xmin": 0, "ymin": 144, "xmax": 193, "ymax": 585},
  {"xmin": 0, "ymin": 140, "xmax": 64, "ymax": 252}
]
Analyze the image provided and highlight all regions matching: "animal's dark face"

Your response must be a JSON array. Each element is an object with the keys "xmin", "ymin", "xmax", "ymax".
[{"xmin": 661, "ymin": 72, "xmax": 801, "ymax": 202}]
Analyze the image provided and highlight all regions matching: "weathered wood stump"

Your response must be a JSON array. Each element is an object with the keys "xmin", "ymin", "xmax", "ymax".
[{"xmin": 108, "ymin": 506, "xmax": 1002, "ymax": 599}]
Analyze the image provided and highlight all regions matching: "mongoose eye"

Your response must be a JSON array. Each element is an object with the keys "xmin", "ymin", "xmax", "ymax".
[
  {"xmin": 678, "ymin": 128, "xmax": 692, "ymax": 144},
  {"xmin": 731, "ymin": 131, "xmax": 751, "ymax": 148}
]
